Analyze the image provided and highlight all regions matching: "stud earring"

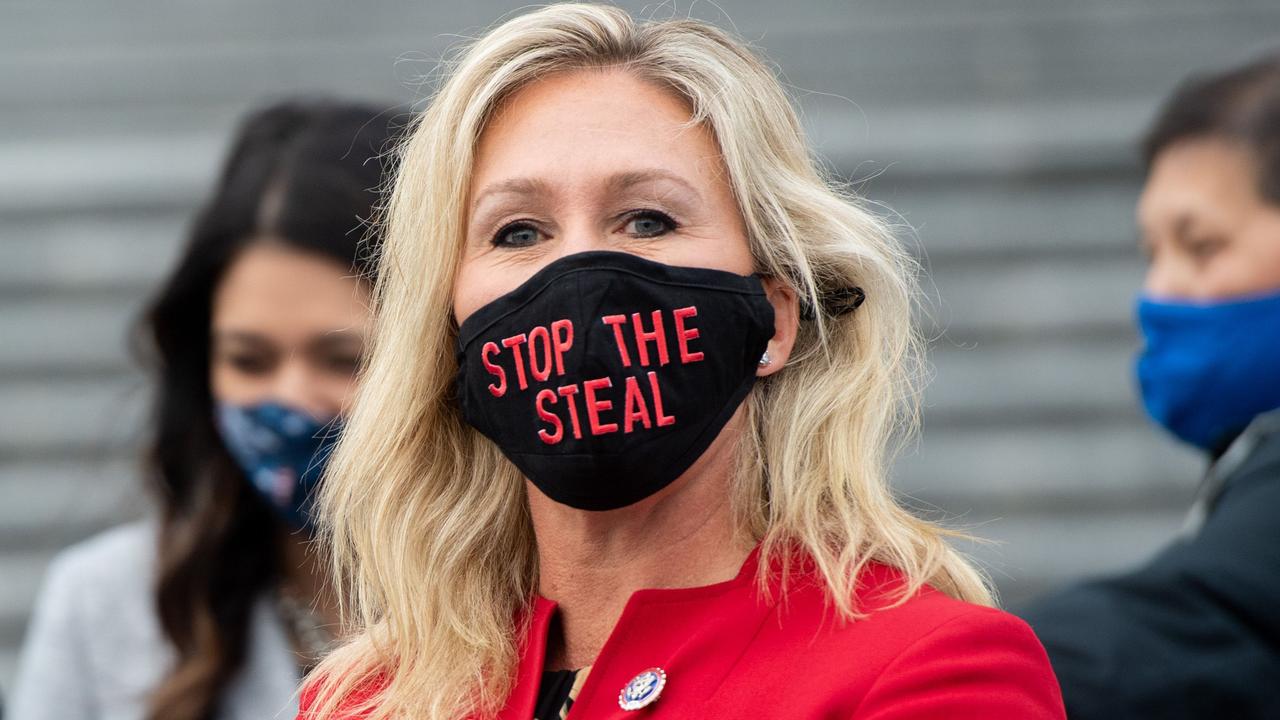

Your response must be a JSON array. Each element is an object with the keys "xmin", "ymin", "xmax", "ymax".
[{"xmin": 758, "ymin": 351, "xmax": 771, "ymax": 367}]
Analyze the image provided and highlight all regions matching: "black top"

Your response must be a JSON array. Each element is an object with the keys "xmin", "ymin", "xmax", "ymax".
[
  {"xmin": 1021, "ymin": 415, "xmax": 1280, "ymax": 719},
  {"xmin": 533, "ymin": 667, "xmax": 589, "ymax": 720}
]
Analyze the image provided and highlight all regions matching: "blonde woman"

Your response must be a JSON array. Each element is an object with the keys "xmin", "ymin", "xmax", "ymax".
[{"xmin": 301, "ymin": 5, "xmax": 1065, "ymax": 719}]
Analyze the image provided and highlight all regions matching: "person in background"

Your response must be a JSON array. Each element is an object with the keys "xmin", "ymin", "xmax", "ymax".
[
  {"xmin": 1022, "ymin": 53, "xmax": 1280, "ymax": 719},
  {"xmin": 9, "ymin": 99, "xmax": 397, "ymax": 720}
]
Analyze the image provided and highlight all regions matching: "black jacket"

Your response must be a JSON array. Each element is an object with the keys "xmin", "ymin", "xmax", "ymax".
[{"xmin": 1021, "ymin": 413, "xmax": 1280, "ymax": 719}]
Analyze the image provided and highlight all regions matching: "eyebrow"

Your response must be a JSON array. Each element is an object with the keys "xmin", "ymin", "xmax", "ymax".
[
  {"xmin": 212, "ymin": 330, "xmax": 364, "ymax": 351},
  {"xmin": 470, "ymin": 177, "xmax": 554, "ymax": 213},
  {"xmin": 306, "ymin": 331, "xmax": 366, "ymax": 353},
  {"xmin": 469, "ymin": 169, "xmax": 703, "ymax": 212},
  {"xmin": 212, "ymin": 330, "xmax": 273, "ymax": 348},
  {"xmin": 602, "ymin": 169, "xmax": 703, "ymax": 203}
]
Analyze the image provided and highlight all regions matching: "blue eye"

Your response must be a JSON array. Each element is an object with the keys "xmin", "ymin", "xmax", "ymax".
[
  {"xmin": 624, "ymin": 210, "xmax": 677, "ymax": 238},
  {"xmin": 493, "ymin": 222, "xmax": 541, "ymax": 248}
]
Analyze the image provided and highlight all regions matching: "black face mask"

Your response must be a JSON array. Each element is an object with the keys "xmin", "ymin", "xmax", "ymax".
[{"xmin": 455, "ymin": 251, "xmax": 775, "ymax": 511}]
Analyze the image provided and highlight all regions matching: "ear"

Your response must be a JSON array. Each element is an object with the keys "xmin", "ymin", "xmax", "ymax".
[{"xmin": 757, "ymin": 276, "xmax": 799, "ymax": 377}]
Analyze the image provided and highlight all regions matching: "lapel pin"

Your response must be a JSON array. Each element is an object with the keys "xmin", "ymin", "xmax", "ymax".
[{"xmin": 619, "ymin": 667, "xmax": 666, "ymax": 711}]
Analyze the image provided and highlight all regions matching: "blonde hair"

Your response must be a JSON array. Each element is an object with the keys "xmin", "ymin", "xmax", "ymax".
[{"xmin": 306, "ymin": 5, "xmax": 991, "ymax": 718}]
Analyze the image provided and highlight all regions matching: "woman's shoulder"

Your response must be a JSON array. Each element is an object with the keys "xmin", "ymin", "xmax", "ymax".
[
  {"xmin": 862, "ymin": 563, "xmax": 1040, "ymax": 642},
  {"xmin": 40, "ymin": 519, "xmax": 160, "ymax": 612},
  {"xmin": 10, "ymin": 521, "xmax": 171, "ymax": 720},
  {"xmin": 772, "ymin": 562, "xmax": 1065, "ymax": 717},
  {"xmin": 31, "ymin": 520, "xmax": 172, "ymax": 666},
  {"xmin": 787, "ymin": 561, "xmax": 1048, "ymax": 659},
  {"xmin": 30, "ymin": 520, "xmax": 167, "ymax": 659},
  {"xmin": 298, "ymin": 673, "xmax": 388, "ymax": 720}
]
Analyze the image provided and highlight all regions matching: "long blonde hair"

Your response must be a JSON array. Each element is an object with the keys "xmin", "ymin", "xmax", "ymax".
[{"xmin": 306, "ymin": 5, "xmax": 991, "ymax": 718}]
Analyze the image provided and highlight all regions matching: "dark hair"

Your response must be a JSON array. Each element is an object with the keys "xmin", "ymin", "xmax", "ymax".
[
  {"xmin": 1143, "ymin": 51, "xmax": 1280, "ymax": 203},
  {"xmin": 134, "ymin": 99, "xmax": 398, "ymax": 720}
]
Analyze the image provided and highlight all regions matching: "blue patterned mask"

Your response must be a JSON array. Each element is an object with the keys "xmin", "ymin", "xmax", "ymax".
[
  {"xmin": 1136, "ymin": 290, "xmax": 1280, "ymax": 451},
  {"xmin": 214, "ymin": 402, "xmax": 342, "ymax": 532}
]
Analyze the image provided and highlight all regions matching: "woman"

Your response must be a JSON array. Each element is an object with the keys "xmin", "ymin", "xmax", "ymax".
[
  {"xmin": 1023, "ymin": 53, "xmax": 1280, "ymax": 719},
  {"xmin": 302, "ymin": 5, "xmax": 1065, "ymax": 719},
  {"xmin": 11, "ymin": 99, "xmax": 397, "ymax": 720}
]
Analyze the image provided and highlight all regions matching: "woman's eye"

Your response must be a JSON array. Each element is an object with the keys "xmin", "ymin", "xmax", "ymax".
[
  {"xmin": 623, "ymin": 210, "xmax": 677, "ymax": 238},
  {"xmin": 1185, "ymin": 237, "xmax": 1227, "ymax": 262},
  {"xmin": 226, "ymin": 354, "xmax": 274, "ymax": 375},
  {"xmin": 322, "ymin": 354, "xmax": 362, "ymax": 376},
  {"xmin": 492, "ymin": 222, "xmax": 542, "ymax": 248}
]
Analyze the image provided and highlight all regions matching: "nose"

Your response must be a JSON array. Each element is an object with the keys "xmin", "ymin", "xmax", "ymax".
[
  {"xmin": 1142, "ymin": 254, "xmax": 1198, "ymax": 301},
  {"xmin": 267, "ymin": 356, "xmax": 331, "ymax": 419},
  {"xmin": 551, "ymin": 219, "xmax": 614, "ymax": 260}
]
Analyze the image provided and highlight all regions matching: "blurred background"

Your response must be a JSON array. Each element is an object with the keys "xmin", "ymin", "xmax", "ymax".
[{"xmin": 3, "ymin": 0, "xmax": 1278, "ymax": 690}]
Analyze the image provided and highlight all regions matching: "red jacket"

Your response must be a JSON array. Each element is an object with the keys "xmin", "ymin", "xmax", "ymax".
[{"xmin": 302, "ymin": 549, "xmax": 1065, "ymax": 719}]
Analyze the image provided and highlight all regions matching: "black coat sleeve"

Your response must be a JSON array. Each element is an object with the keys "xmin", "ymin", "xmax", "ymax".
[{"xmin": 1020, "ymin": 439, "xmax": 1280, "ymax": 720}]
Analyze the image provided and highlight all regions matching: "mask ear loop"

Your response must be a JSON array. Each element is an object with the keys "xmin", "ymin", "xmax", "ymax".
[{"xmin": 799, "ymin": 285, "xmax": 866, "ymax": 321}]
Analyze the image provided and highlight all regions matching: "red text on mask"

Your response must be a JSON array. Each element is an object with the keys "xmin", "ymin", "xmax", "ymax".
[
  {"xmin": 482, "ymin": 318, "xmax": 574, "ymax": 397},
  {"xmin": 601, "ymin": 306, "xmax": 704, "ymax": 367},
  {"xmin": 536, "ymin": 371, "xmax": 676, "ymax": 444},
  {"xmin": 476, "ymin": 306, "xmax": 705, "ymax": 445}
]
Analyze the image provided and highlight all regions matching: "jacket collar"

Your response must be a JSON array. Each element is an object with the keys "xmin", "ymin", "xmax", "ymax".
[
  {"xmin": 498, "ymin": 545, "xmax": 770, "ymax": 719},
  {"xmin": 1184, "ymin": 408, "xmax": 1280, "ymax": 536}
]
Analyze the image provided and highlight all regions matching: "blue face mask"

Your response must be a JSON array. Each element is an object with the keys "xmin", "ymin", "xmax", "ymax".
[
  {"xmin": 1136, "ymin": 290, "xmax": 1280, "ymax": 451},
  {"xmin": 214, "ymin": 402, "xmax": 342, "ymax": 532}
]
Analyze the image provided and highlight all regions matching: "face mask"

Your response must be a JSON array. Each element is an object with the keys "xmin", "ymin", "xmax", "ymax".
[
  {"xmin": 455, "ymin": 251, "xmax": 776, "ymax": 511},
  {"xmin": 215, "ymin": 401, "xmax": 342, "ymax": 531},
  {"xmin": 1136, "ymin": 290, "xmax": 1280, "ymax": 451}
]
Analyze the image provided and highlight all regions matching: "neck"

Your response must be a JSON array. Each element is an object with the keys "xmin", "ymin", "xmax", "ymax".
[
  {"xmin": 277, "ymin": 527, "xmax": 342, "ymax": 630},
  {"xmin": 529, "ymin": 414, "xmax": 754, "ymax": 670}
]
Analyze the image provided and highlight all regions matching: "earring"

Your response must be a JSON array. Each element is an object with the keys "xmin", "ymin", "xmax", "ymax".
[{"xmin": 758, "ymin": 351, "xmax": 771, "ymax": 367}]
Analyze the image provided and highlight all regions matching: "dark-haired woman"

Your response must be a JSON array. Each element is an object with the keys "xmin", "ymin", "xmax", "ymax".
[
  {"xmin": 10, "ymin": 99, "xmax": 397, "ymax": 720},
  {"xmin": 1022, "ymin": 52, "xmax": 1280, "ymax": 719}
]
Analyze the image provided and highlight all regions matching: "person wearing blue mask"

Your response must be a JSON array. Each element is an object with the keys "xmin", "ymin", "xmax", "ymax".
[
  {"xmin": 9, "ymin": 99, "xmax": 398, "ymax": 720},
  {"xmin": 1022, "ymin": 53, "xmax": 1280, "ymax": 719}
]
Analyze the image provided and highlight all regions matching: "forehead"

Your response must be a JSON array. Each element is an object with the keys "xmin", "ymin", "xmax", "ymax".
[
  {"xmin": 470, "ymin": 69, "xmax": 723, "ymax": 194},
  {"xmin": 213, "ymin": 243, "xmax": 370, "ymax": 333},
  {"xmin": 1138, "ymin": 138, "xmax": 1260, "ymax": 228}
]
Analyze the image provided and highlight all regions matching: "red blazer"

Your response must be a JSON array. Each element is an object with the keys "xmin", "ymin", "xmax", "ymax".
[{"xmin": 301, "ymin": 549, "xmax": 1065, "ymax": 719}]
